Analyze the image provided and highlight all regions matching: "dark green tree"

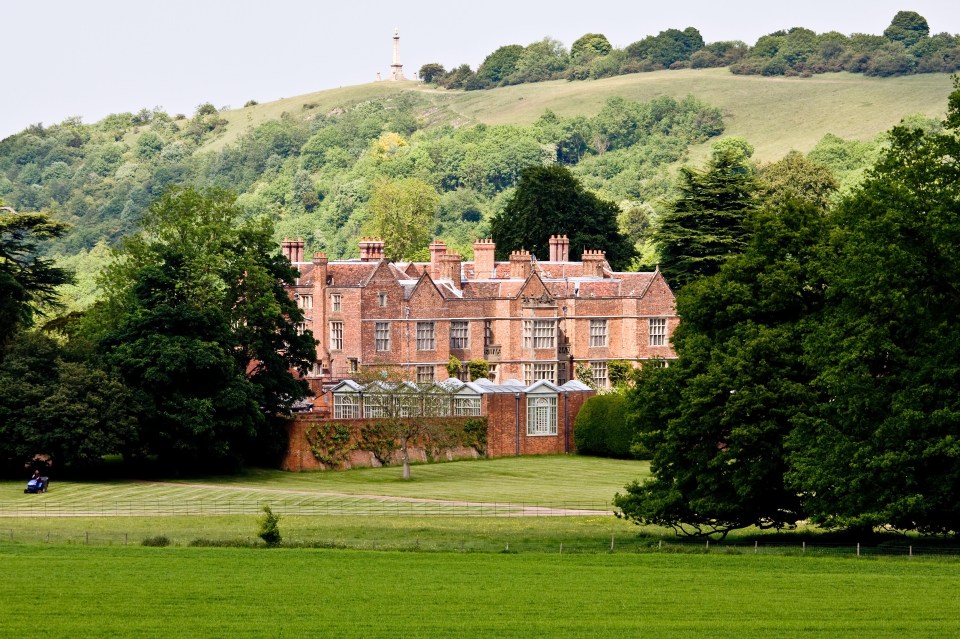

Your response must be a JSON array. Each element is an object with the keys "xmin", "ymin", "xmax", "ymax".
[
  {"xmin": 616, "ymin": 197, "xmax": 829, "ymax": 538},
  {"xmin": 883, "ymin": 11, "xmax": 930, "ymax": 47},
  {"xmin": 476, "ymin": 45, "xmax": 524, "ymax": 86},
  {"xmin": 655, "ymin": 141, "xmax": 756, "ymax": 290},
  {"xmin": 0, "ymin": 203, "xmax": 73, "ymax": 349},
  {"xmin": 418, "ymin": 63, "xmax": 446, "ymax": 83},
  {"xmin": 489, "ymin": 165, "xmax": 634, "ymax": 270},
  {"xmin": 0, "ymin": 331, "xmax": 136, "ymax": 473},
  {"xmin": 788, "ymin": 83, "xmax": 960, "ymax": 535},
  {"xmin": 93, "ymin": 187, "xmax": 315, "ymax": 469}
]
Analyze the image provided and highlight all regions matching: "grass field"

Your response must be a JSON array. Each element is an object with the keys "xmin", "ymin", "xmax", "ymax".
[
  {"xmin": 3, "ymin": 456, "xmax": 958, "ymax": 637},
  {"xmin": 2, "ymin": 545, "xmax": 957, "ymax": 638},
  {"xmin": 209, "ymin": 69, "xmax": 956, "ymax": 162}
]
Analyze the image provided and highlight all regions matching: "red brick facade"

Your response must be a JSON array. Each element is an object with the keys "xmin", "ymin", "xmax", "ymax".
[{"xmin": 282, "ymin": 235, "xmax": 678, "ymax": 391}]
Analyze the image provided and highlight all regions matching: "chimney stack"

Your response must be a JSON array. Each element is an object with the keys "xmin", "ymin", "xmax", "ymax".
[
  {"xmin": 439, "ymin": 252, "xmax": 462, "ymax": 290},
  {"xmin": 509, "ymin": 250, "xmax": 532, "ymax": 280},
  {"xmin": 359, "ymin": 237, "xmax": 385, "ymax": 262},
  {"xmin": 294, "ymin": 237, "xmax": 305, "ymax": 264},
  {"xmin": 429, "ymin": 239, "xmax": 447, "ymax": 279},
  {"xmin": 581, "ymin": 249, "xmax": 607, "ymax": 278},
  {"xmin": 473, "ymin": 238, "xmax": 496, "ymax": 279},
  {"xmin": 281, "ymin": 237, "xmax": 295, "ymax": 263},
  {"xmin": 548, "ymin": 235, "xmax": 570, "ymax": 262}
]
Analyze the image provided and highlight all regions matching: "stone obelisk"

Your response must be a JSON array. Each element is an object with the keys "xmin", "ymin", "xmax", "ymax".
[{"xmin": 390, "ymin": 28, "xmax": 406, "ymax": 81}]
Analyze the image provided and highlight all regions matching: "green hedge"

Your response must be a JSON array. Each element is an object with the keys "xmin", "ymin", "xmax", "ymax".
[{"xmin": 573, "ymin": 394, "xmax": 635, "ymax": 458}]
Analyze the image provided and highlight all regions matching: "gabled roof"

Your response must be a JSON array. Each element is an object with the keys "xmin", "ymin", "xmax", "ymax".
[
  {"xmin": 525, "ymin": 379, "xmax": 562, "ymax": 394},
  {"xmin": 329, "ymin": 379, "xmax": 363, "ymax": 393},
  {"xmin": 559, "ymin": 380, "xmax": 593, "ymax": 392}
]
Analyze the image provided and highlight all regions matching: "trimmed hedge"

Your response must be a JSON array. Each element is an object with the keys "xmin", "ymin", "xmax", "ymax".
[{"xmin": 573, "ymin": 394, "xmax": 634, "ymax": 458}]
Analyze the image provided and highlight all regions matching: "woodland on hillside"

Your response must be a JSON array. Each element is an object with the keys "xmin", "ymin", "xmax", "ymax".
[{"xmin": 423, "ymin": 11, "xmax": 960, "ymax": 89}]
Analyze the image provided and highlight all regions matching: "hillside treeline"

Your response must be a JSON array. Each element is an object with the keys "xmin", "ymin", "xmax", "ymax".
[
  {"xmin": 0, "ymin": 92, "xmax": 725, "ymax": 304},
  {"xmin": 422, "ymin": 11, "xmax": 960, "ymax": 89}
]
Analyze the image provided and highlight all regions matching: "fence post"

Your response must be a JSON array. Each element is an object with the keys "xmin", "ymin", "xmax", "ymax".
[
  {"xmin": 610, "ymin": 534, "xmax": 615, "ymax": 552},
  {"xmin": 754, "ymin": 540, "xmax": 758, "ymax": 553},
  {"xmin": 857, "ymin": 542, "xmax": 860, "ymax": 557},
  {"xmin": 802, "ymin": 541, "xmax": 806, "ymax": 554},
  {"xmin": 909, "ymin": 545, "xmax": 913, "ymax": 558},
  {"xmin": 560, "ymin": 542, "xmax": 563, "ymax": 555},
  {"xmin": 706, "ymin": 539, "xmax": 709, "ymax": 551}
]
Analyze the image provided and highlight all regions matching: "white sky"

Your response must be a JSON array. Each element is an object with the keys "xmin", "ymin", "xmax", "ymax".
[{"xmin": 2, "ymin": 1, "xmax": 958, "ymax": 139}]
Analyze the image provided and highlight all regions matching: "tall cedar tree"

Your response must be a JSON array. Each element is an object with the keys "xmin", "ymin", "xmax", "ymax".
[
  {"xmin": 0, "ymin": 203, "xmax": 73, "ymax": 349},
  {"xmin": 93, "ymin": 187, "xmax": 315, "ymax": 469},
  {"xmin": 655, "ymin": 147, "xmax": 756, "ymax": 290},
  {"xmin": 490, "ymin": 165, "xmax": 634, "ymax": 270},
  {"xmin": 788, "ymin": 78, "xmax": 960, "ymax": 535}
]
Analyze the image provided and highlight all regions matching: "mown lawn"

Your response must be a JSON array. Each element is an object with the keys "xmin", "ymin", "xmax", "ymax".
[
  {"xmin": 2, "ymin": 544, "xmax": 957, "ymax": 639},
  {"xmin": 0, "ymin": 456, "xmax": 649, "ymax": 517}
]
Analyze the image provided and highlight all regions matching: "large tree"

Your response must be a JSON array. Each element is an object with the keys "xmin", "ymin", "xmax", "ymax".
[
  {"xmin": 788, "ymin": 82, "xmax": 960, "ymax": 535},
  {"xmin": 93, "ymin": 187, "xmax": 315, "ymax": 469},
  {"xmin": 655, "ymin": 139, "xmax": 756, "ymax": 290},
  {"xmin": 490, "ymin": 165, "xmax": 635, "ymax": 270},
  {"xmin": 616, "ymin": 196, "xmax": 828, "ymax": 538},
  {"xmin": 0, "ymin": 203, "xmax": 73, "ymax": 349}
]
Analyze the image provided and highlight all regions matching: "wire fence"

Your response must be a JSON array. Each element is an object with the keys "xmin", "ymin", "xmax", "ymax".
[
  {"xmin": 3, "ymin": 526, "xmax": 959, "ymax": 557},
  {"xmin": 0, "ymin": 499, "xmax": 612, "ymax": 518}
]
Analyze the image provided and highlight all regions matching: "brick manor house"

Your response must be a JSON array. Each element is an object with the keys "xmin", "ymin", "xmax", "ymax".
[{"xmin": 281, "ymin": 235, "xmax": 678, "ymax": 391}]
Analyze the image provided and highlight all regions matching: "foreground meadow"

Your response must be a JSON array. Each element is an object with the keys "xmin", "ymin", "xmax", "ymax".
[{"xmin": 2, "ymin": 545, "xmax": 957, "ymax": 639}]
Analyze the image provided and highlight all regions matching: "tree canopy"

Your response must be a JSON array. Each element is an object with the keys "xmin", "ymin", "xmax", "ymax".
[
  {"xmin": 0, "ymin": 203, "xmax": 72, "ymax": 347},
  {"xmin": 618, "ymin": 78, "xmax": 960, "ymax": 538},
  {"xmin": 654, "ymin": 140, "xmax": 756, "ymax": 290},
  {"xmin": 489, "ymin": 165, "xmax": 635, "ymax": 270},
  {"xmin": 90, "ymin": 186, "xmax": 315, "ymax": 469}
]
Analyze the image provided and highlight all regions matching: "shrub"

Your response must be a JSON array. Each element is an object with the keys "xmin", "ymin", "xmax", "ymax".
[
  {"xmin": 142, "ymin": 535, "xmax": 170, "ymax": 547},
  {"xmin": 258, "ymin": 505, "xmax": 282, "ymax": 548},
  {"xmin": 573, "ymin": 394, "xmax": 634, "ymax": 458}
]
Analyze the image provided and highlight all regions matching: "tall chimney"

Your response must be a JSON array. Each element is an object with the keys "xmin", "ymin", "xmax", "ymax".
[
  {"xmin": 429, "ymin": 239, "xmax": 447, "ymax": 279},
  {"xmin": 559, "ymin": 235, "xmax": 569, "ymax": 262},
  {"xmin": 440, "ymin": 252, "xmax": 462, "ymax": 290},
  {"xmin": 294, "ymin": 237, "xmax": 305, "ymax": 264},
  {"xmin": 509, "ymin": 250, "xmax": 532, "ymax": 279},
  {"xmin": 473, "ymin": 238, "xmax": 496, "ymax": 279},
  {"xmin": 281, "ymin": 237, "xmax": 295, "ymax": 263}
]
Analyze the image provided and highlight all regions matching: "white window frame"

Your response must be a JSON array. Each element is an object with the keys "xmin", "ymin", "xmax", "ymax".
[
  {"xmin": 333, "ymin": 394, "xmax": 359, "ymax": 419},
  {"xmin": 526, "ymin": 395, "xmax": 558, "ymax": 436},
  {"xmin": 450, "ymin": 320, "xmax": 469, "ymax": 349},
  {"xmin": 523, "ymin": 319, "xmax": 555, "ymax": 349},
  {"xmin": 298, "ymin": 294, "xmax": 313, "ymax": 310},
  {"xmin": 375, "ymin": 322, "xmax": 390, "ymax": 352},
  {"xmin": 523, "ymin": 362, "xmax": 556, "ymax": 385},
  {"xmin": 591, "ymin": 361, "xmax": 608, "ymax": 389},
  {"xmin": 416, "ymin": 365, "xmax": 434, "ymax": 383},
  {"xmin": 416, "ymin": 322, "xmax": 435, "ymax": 351},
  {"xmin": 589, "ymin": 319, "xmax": 608, "ymax": 347},
  {"xmin": 649, "ymin": 318, "xmax": 667, "ymax": 347},
  {"xmin": 331, "ymin": 294, "xmax": 342, "ymax": 313},
  {"xmin": 330, "ymin": 321, "xmax": 343, "ymax": 350},
  {"xmin": 454, "ymin": 397, "xmax": 482, "ymax": 416}
]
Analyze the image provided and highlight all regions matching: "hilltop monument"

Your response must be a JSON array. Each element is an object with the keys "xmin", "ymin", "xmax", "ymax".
[{"xmin": 389, "ymin": 28, "xmax": 406, "ymax": 81}]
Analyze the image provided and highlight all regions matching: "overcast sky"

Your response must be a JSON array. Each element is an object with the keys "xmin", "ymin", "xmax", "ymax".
[{"xmin": 3, "ymin": 1, "xmax": 958, "ymax": 139}]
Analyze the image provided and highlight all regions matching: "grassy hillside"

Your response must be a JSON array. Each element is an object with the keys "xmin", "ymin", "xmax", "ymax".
[{"xmin": 214, "ymin": 70, "xmax": 955, "ymax": 161}]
